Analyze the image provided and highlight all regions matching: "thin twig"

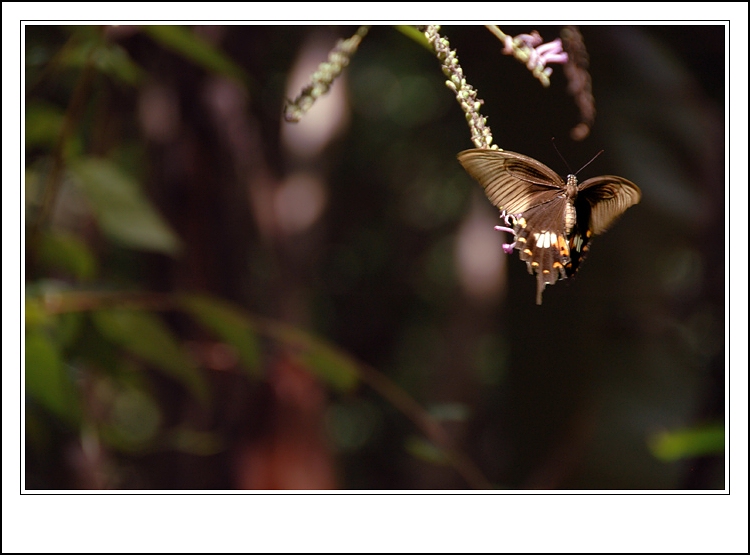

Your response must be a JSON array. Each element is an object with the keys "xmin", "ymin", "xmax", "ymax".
[{"xmin": 29, "ymin": 53, "xmax": 96, "ymax": 255}]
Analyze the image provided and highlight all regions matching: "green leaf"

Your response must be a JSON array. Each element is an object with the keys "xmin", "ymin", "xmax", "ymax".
[
  {"xmin": 54, "ymin": 312, "xmax": 85, "ymax": 350},
  {"xmin": 59, "ymin": 31, "xmax": 142, "ymax": 85},
  {"xmin": 25, "ymin": 331, "xmax": 80, "ymax": 423},
  {"xmin": 92, "ymin": 309, "xmax": 209, "ymax": 404},
  {"xmin": 262, "ymin": 322, "xmax": 360, "ymax": 392},
  {"xmin": 25, "ymin": 288, "xmax": 83, "ymax": 349},
  {"xmin": 297, "ymin": 342, "xmax": 359, "ymax": 393},
  {"xmin": 179, "ymin": 294, "xmax": 261, "ymax": 378},
  {"xmin": 25, "ymin": 167, "xmax": 43, "ymax": 214},
  {"xmin": 69, "ymin": 157, "xmax": 182, "ymax": 255},
  {"xmin": 102, "ymin": 387, "xmax": 162, "ymax": 451},
  {"xmin": 404, "ymin": 435, "xmax": 449, "ymax": 465},
  {"xmin": 180, "ymin": 294, "xmax": 361, "ymax": 391},
  {"xmin": 143, "ymin": 25, "xmax": 250, "ymax": 86},
  {"xmin": 428, "ymin": 403, "xmax": 470, "ymax": 423},
  {"xmin": 37, "ymin": 231, "xmax": 97, "ymax": 281},
  {"xmin": 25, "ymin": 296, "xmax": 50, "ymax": 329},
  {"xmin": 25, "ymin": 101, "xmax": 66, "ymax": 149},
  {"xmin": 89, "ymin": 42, "xmax": 142, "ymax": 85},
  {"xmin": 166, "ymin": 427, "xmax": 223, "ymax": 456},
  {"xmin": 648, "ymin": 424, "xmax": 725, "ymax": 461}
]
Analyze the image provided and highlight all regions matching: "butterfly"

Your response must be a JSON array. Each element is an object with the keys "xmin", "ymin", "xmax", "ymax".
[{"xmin": 457, "ymin": 148, "xmax": 641, "ymax": 304}]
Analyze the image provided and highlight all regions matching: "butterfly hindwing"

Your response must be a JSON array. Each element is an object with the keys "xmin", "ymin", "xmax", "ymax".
[
  {"xmin": 512, "ymin": 198, "xmax": 570, "ymax": 304},
  {"xmin": 565, "ymin": 197, "xmax": 593, "ymax": 277},
  {"xmin": 578, "ymin": 176, "xmax": 642, "ymax": 235}
]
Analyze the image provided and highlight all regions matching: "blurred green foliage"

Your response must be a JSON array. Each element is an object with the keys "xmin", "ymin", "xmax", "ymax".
[
  {"xmin": 70, "ymin": 157, "xmax": 183, "ymax": 254},
  {"xmin": 649, "ymin": 424, "xmax": 725, "ymax": 462},
  {"xmin": 142, "ymin": 25, "xmax": 251, "ymax": 87},
  {"xmin": 179, "ymin": 294, "xmax": 261, "ymax": 378},
  {"xmin": 25, "ymin": 328, "xmax": 80, "ymax": 424},
  {"xmin": 91, "ymin": 308, "xmax": 208, "ymax": 403}
]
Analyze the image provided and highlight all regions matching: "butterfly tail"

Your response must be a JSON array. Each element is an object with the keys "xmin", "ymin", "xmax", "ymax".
[
  {"xmin": 514, "ymin": 207, "xmax": 569, "ymax": 305},
  {"xmin": 535, "ymin": 277, "xmax": 546, "ymax": 305}
]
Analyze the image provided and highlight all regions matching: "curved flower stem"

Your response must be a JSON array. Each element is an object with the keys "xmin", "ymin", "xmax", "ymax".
[
  {"xmin": 284, "ymin": 26, "xmax": 370, "ymax": 123},
  {"xmin": 422, "ymin": 25, "xmax": 495, "ymax": 150}
]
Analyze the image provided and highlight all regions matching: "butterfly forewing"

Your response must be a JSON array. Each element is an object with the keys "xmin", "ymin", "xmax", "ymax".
[
  {"xmin": 457, "ymin": 148, "xmax": 641, "ymax": 304},
  {"xmin": 457, "ymin": 150, "xmax": 563, "ymax": 215}
]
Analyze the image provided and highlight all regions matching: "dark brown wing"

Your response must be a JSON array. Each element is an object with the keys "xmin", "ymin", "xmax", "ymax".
[
  {"xmin": 577, "ymin": 176, "xmax": 641, "ymax": 235},
  {"xmin": 512, "ymin": 197, "xmax": 570, "ymax": 304},
  {"xmin": 457, "ymin": 149, "xmax": 565, "ymax": 216}
]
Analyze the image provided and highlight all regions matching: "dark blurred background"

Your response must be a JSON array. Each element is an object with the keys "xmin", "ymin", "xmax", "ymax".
[{"xmin": 24, "ymin": 25, "xmax": 725, "ymax": 490}]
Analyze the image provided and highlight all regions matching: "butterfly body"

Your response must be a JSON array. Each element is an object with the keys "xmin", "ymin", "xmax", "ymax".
[{"xmin": 457, "ymin": 148, "xmax": 641, "ymax": 304}]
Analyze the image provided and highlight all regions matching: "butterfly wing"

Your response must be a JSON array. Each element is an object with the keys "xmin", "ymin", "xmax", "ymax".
[
  {"xmin": 577, "ymin": 176, "xmax": 642, "ymax": 235},
  {"xmin": 512, "ymin": 198, "xmax": 570, "ymax": 304},
  {"xmin": 457, "ymin": 149, "xmax": 565, "ymax": 215}
]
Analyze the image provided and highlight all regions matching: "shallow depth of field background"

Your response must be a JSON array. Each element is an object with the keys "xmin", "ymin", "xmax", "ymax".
[{"xmin": 24, "ymin": 25, "xmax": 725, "ymax": 490}]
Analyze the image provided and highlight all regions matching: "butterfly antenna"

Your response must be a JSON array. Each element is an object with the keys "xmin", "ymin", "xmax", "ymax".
[
  {"xmin": 575, "ymin": 149, "xmax": 605, "ymax": 175},
  {"xmin": 551, "ymin": 137, "xmax": 573, "ymax": 174}
]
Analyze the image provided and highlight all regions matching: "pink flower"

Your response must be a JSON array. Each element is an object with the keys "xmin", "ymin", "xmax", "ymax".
[
  {"xmin": 494, "ymin": 211, "xmax": 519, "ymax": 253},
  {"xmin": 503, "ymin": 32, "xmax": 568, "ymax": 78}
]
